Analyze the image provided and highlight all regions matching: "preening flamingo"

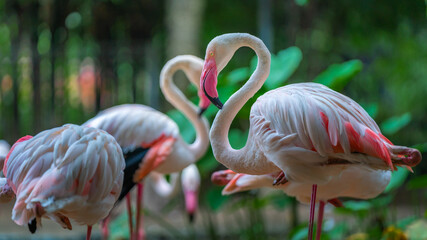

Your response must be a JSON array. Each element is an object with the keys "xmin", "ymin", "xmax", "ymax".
[
  {"xmin": 0, "ymin": 124, "xmax": 125, "ymax": 240},
  {"xmin": 200, "ymin": 33, "xmax": 422, "ymax": 239},
  {"xmin": 148, "ymin": 164, "xmax": 201, "ymax": 222},
  {"xmin": 212, "ymin": 168, "xmax": 391, "ymax": 235},
  {"xmin": 84, "ymin": 55, "xmax": 210, "ymax": 240}
]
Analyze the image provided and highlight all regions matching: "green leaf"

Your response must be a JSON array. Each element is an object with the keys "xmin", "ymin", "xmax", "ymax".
[
  {"xmin": 384, "ymin": 166, "xmax": 409, "ymax": 193},
  {"xmin": 290, "ymin": 226, "xmax": 308, "ymax": 240},
  {"xmin": 295, "ymin": 0, "xmax": 309, "ymax": 6},
  {"xmin": 263, "ymin": 47, "xmax": 303, "ymax": 90},
  {"xmin": 343, "ymin": 200, "xmax": 372, "ymax": 211},
  {"xmin": 411, "ymin": 142, "xmax": 427, "ymax": 153},
  {"xmin": 370, "ymin": 195, "xmax": 393, "ymax": 207},
  {"xmin": 406, "ymin": 175, "xmax": 427, "ymax": 190},
  {"xmin": 314, "ymin": 59, "xmax": 363, "ymax": 91},
  {"xmin": 360, "ymin": 102, "xmax": 379, "ymax": 119},
  {"xmin": 228, "ymin": 129, "xmax": 249, "ymax": 149},
  {"xmin": 396, "ymin": 216, "xmax": 417, "ymax": 229},
  {"xmin": 206, "ymin": 187, "xmax": 229, "ymax": 211},
  {"xmin": 380, "ymin": 112, "xmax": 411, "ymax": 136},
  {"xmin": 228, "ymin": 67, "xmax": 249, "ymax": 85},
  {"xmin": 166, "ymin": 109, "xmax": 195, "ymax": 142}
]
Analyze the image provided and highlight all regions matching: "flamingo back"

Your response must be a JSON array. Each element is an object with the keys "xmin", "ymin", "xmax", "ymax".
[
  {"xmin": 4, "ymin": 124, "xmax": 125, "ymax": 227},
  {"xmin": 84, "ymin": 104, "xmax": 179, "ymax": 150},
  {"xmin": 250, "ymin": 83, "xmax": 395, "ymax": 183}
]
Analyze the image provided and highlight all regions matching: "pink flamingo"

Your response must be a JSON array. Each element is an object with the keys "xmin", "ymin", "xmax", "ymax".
[
  {"xmin": 84, "ymin": 55, "xmax": 210, "ymax": 240},
  {"xmin": 200, "ymin": 33, "xmax": 421, "ymax": 239},
  {"xmin": 0, "ymin": 124, "xmax": 125, "ymax": 240}
]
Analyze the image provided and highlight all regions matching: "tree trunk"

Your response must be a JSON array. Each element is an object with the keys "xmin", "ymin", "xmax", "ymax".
[
  {"xmin": 10, "ymin": 3, "xmax": 23, "ymax": 140},
  {"xmin": 258, "ymin": 0, "xmax": 274, "ymax": 51},
  {"xmin": 165, "ymin": 0, "xmax": 205, "ymax": 91},
  {"xmin": 30, "ymin": 1, "xmax": 41, "ymax": 133}
]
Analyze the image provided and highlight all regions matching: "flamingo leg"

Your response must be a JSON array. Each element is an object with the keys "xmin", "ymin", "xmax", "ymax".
[
  {"xmin": 315, "ymin": 200, "xmax": 325, "ymax": 240},
  {"xmin": 86, "ymin": 225, "xmax": 92, "ymax": 240},
  {"xmin": 101, "ymin": 216, "xmax": 110, "ymax": 240},
  {"xmin": 126, "ymin": 194, "xmax": 134, "ymax": 240},
  {"xmin": 135, "ymin": 183, "xmax": 145, "ymax": 240},
  {"xmin": 308, "ymin": 184, "xmax": 317, "ymax": 240}
]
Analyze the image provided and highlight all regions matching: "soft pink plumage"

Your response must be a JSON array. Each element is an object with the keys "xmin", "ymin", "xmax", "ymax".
[
  {"xmin": 85, "ymin": 55, "xmax": 210, "ymax": 240},
  {"xmin": 0, "ymin": 124, "xmax": 124, "ymax": 238},
  {"xmin": 200, "ymin": 33, "xmax": 421, "ymax": 240}
]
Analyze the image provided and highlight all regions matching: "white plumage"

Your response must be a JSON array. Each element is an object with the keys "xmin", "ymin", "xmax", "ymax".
[{"xmin": 1, "ymin": 124, "xmax": 124, "ymax": 237}]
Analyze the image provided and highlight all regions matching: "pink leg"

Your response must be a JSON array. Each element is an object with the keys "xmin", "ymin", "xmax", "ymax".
[
  {"xmin": 126, "ymin": 194, "xmax": 134, "ymax": 240},
  {"xmin": 308, "ymin": 184, "xmax": 317, "ymax": 240},
  {"xmin": 101, "ymin": 217, "xmax": 110, "ymax": 240},
  {"xmin": 135, "ymin": 183, "xmax": 145, "ymax": 240},
  {"xmin": 315, "ymin": 200, "xmax": 325, "ymax": 240},
  {"xmin": 86, "ymin": 225, "xmax": 92, "ymax": 240}
]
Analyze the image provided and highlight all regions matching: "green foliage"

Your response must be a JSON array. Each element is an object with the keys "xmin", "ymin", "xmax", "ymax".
[
  {"xmin": 295, "ymin": 0, "xmax": 309, "ymax": 7},
  {"xmin": 262, "ymin": 47, "xmax": 303, "ymax": 90},
  {"xmin": 384, "ymin": 167, "xmax": 410, "ymax": 193},
  {"xmin": 313, "ymin": 60, "xmax": 363, "ymax": 92},
  {"xmin": 360, "ymin": 102, "xmax": 379, "ymax": 119},
  {"xmin": 380, "ymin": 112, "xmax": 412, "ymax": 136},
  {"xmin": 226, "ymin": 46, "xmax": 302, "ymax": 90},
  {"xmin": 206, "ymin": 186, "xmax": 229, "ymax": 211},
  {"xmin": 406, "ymin": 175, "xmax": 427, "ymax": 190}
]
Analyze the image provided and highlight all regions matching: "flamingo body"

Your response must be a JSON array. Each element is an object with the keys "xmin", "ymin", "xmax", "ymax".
[
  {"xmin": 200, "ymin": 33, "xmax": 421, "ymax": 183},
  {"xmin": 1, "ymin": 124, "xmax": 124, "ymax": 232},
  {"xmin": 200, "ymin": 33, "xmax": 421, "ymax": 240},
  {"xmin": 86, "ymin": 55, "xmax": 210, "ymax": 240},
  {"xmin": 248, "ymin": 82, "xmax": 408, "ymax": 184}
]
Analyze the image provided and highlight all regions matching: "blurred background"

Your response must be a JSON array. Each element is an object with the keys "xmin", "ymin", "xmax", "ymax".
[{"xmin": 0, "ymin": 0, "xmax": 426, "ymax": 239}]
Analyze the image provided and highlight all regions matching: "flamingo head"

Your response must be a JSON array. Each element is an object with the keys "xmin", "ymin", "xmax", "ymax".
[
  {"xmin": 211, "ymin": 169, "xmax": 237, "ymax": 186},
  {"xmin": 201, "ymin": 34, "xmax": 240, "ymax": 110},
  {"xmin": 211, "ymin": 170, "xmax": 249, "ymax": 195},
  {"xmin": 181, "ymin": 165, "xmax": 201, "ymax": 223}
]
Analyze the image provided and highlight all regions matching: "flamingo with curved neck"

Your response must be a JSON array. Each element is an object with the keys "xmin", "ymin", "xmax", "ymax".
[
  {"xmin": 200, "ymin": 33, "xmax": 421, "ymax": 240},
  {"xmin": 85, "ymin": 55, "xmax": 210, "ymax": 240}
]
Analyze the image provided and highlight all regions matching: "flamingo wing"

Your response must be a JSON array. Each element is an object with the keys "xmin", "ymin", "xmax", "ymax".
[
  {"xmin": 250, "ymin": 83, "xmax": 415, "ymax": 183},
  {"xmin": 84, "ymin": 104, "xmax": 179, "ymax": 151}
]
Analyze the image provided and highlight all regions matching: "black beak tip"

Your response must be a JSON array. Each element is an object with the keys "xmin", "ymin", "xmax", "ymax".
[
  {"xmin": 28, "ymin": 218, "xmax": 37, "ymax": 234},
  {"xmin": 212, "ymin": 97, "xmax": 223, "ymax": 110},
  {"xmin": 198, "ymin": 107, "xmax": 207, "ymax": 117},
  {"xmin": 188, "ymin": 213, "xmax": 195, "ymax": 223}
]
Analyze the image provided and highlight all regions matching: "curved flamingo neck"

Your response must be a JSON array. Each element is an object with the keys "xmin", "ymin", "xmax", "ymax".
[
  {"xmin": 160, "ymin": 55, "xmax": 210, "ymax": 160},
  {"xmin": 150, "ymin": 172, "xmax": 180, "ymax": 198},
  {"xmin": 210, "ymin": 35, "xmax": 271, "ymax": 172}
]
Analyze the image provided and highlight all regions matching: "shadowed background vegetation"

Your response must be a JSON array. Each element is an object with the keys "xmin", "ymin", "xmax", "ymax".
[{"xmin": 0, "ymin": 0, "xmax": 426, "ymax": 239}]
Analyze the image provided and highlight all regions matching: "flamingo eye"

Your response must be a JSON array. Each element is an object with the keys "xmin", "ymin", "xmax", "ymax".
[{"xmin": 210, "ymin": 52, "xmax": 214, "ymax": 56}]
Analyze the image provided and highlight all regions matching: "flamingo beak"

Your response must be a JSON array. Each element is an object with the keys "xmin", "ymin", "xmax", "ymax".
[
  {"xmin": 201, "ymin": 54, "xmax": 223, "ymax": 109},
  {"xmin": 184, "ymin": 190, "xmax": 198, "ymax": 223},
  {"xmin": 198, "ymin": 107, "xmax": 207, "ymax": 117}
]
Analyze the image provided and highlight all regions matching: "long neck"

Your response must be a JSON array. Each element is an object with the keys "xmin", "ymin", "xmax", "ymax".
[
  {"xmin": 160, "ymin": 56, "xmax": 210, "ymax": 160},
  {"xmin": 150, "ymin": 172, "xmax": 180, "ymax": 198},
  {"xmin": 210, "ymin": 36, "xmax": 271, "ymax": 172}
]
